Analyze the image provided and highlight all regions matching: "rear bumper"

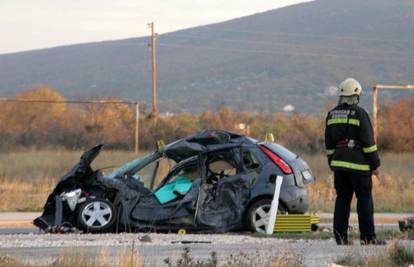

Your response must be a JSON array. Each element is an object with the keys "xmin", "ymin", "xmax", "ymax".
[{"xmin": 283, "ymin": 187, "xmax": 309, "ymax": 214}]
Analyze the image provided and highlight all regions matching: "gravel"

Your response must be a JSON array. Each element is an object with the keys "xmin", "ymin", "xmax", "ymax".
[
  {"xmin": 1, "ymin": 233, "xmax": 414, "ymax": 266},
  {"xmin": 0, "ymin": 232, "xmax": 271, "ymax": 248}
]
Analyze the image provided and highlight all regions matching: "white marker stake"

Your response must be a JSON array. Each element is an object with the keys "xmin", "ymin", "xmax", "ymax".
[{"xmin": 266, "ymin": 176, "xmax": 283, "ymax": 235}]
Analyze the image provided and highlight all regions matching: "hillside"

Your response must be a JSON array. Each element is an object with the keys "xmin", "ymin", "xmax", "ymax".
[{"xmin": 0, "ymin": 0, "xmax": 413, "ymax": 114}]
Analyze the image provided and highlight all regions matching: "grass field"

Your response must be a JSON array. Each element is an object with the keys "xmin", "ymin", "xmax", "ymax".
[
  {"xmin": 0, "ymin": 148, "xmax": 413, "ymax": 212},
  {"xmin": 303, "ymin": 152, "xmax": 414, "ymax": 212}
]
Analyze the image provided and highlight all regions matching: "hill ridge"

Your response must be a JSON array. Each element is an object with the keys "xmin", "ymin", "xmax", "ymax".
[{"xmin": 0, "ymin": 0, "xmax": 413, "ymax": 114}]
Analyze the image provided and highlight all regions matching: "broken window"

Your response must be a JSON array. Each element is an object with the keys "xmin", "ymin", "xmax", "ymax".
[
  {"xmin": 242, "ymin": 148, "xmax": 261, "ymax": 171},
  {"xmin": 133, "ymin": 157, "xmax": 175, "ymax": 189},
  {"xmin": 206, "ymin": 148, "xmax": 241, "ymax": 183}
]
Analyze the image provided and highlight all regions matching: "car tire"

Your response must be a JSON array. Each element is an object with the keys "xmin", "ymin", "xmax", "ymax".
[
  {"xmin": 245, "ymin": 198, "xmax": 286, "ymax": 233},
  {"xmin": 77, "ymin": 198, "xmax": 116, "ymax": 233}
]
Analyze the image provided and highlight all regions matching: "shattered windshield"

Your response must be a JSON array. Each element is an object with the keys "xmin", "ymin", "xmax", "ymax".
[
  {"xmin": 133, "ymin": 156, "xmax": 175, "ymax": 189},
  {"xmin": 106, "ymin": 152, "xmax": 176, "ymax": 189},
  {"xmin": 106, "ymin": 153, "xmax": 157, "ymax": 179}
]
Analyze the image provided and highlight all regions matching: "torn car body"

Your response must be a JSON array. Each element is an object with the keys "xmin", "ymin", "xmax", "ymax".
[{"xmin": 34, "ymin": 129, "xmax": 315, "ymax": 233}]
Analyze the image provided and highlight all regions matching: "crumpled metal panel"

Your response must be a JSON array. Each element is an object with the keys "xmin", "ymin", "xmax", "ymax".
[{"xmin": 196, "ymin": 174, "xmax": 251, "ymax": 232}]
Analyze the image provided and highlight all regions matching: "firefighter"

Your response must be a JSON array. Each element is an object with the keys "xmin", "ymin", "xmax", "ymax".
[{"xmin": 325, "ymin": 78, "xmax": 383, "ymax": 245}]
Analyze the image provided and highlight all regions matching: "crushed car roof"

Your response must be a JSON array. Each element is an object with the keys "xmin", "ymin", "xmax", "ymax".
[{"xmin": 163, "ymin": 129, "xmax": 256, "ymax": 162}]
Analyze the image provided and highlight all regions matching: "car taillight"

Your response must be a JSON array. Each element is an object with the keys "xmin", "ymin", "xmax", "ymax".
[{"xmin": 259, "ymin": 145, "xmax": 292, "ymax": 174}]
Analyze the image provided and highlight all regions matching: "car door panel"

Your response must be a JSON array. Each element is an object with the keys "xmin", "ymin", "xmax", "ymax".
[{"xmin": 194, "ymin": 147, "xmax": 251, "ymax": 232}]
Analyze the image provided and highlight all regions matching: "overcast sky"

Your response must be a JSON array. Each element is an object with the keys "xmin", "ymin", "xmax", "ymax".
[{"xmin": 0, "ymin": 0, "xmax": 311, "ymax": 54}]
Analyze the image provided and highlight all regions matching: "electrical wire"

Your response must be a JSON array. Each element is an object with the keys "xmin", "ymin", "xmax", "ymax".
[
  {"xmin": 203, "ymin": 27, "xmax": 414, "ymax": 44},
  {"xmin": 157, "ymin": 42, "xmax": 412, "ymax": 63},
  {"xmin": 0, "ymin": 98, "xmax": 137, "ymax": 105},
  {"xmin": 169, "ymin": 33, "xmax": 414, "ymax": 58}
]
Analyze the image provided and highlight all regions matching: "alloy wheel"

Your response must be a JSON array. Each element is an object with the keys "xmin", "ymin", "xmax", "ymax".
[
  {"xmin": 252, "ymin": 203, "xmax": 271, "ymax": 233},
  {"xmin": 81, "ymin": 201, "xmax": 113, "ymax": 228}
]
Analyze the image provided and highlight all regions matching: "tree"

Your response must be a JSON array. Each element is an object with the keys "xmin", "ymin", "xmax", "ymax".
[
  {"xmin": 379, "ymin": 98, "xmax": 414, "ymax": 151},
  {"xmin": 3, "ymin": 86, "xmax": 67, "ymax": 145}
]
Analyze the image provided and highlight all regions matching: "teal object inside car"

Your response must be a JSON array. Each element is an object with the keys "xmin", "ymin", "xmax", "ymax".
[{"xmin": 155, "ymin": 176, "xmax": 193, "ymax": 204}]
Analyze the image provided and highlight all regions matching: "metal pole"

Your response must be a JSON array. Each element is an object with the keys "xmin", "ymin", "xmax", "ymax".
[
  {"xmin": 371, "ymin": 84, "xmax": 414, "ymax": 142},
  {"xmin": 375, "ymin": 85, "xmax": 414, "ymax": 90},
  {"xmin": 148, "ymin": 22, "xmax": 158, "ymax": 118},
  {"xmin": 372, "ymin": 86, "xmax": 378, "ymax": 142},
  {"xmin": 135, "ymin": 102, "xmax": 139, "ymax": 154}
]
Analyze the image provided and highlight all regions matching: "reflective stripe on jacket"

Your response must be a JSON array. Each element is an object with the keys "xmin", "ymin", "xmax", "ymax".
[{"xmin": 324, "ymin": 103, "xmax": 380, "ymax": 175}]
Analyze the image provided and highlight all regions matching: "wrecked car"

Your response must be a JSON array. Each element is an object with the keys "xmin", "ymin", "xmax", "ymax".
[
  {"xmin": 34, "ymin": 129, "xmax": 315, "ymax": 233},
  {"xmin": 399, "ymin": 217, "xmax": 414, "ymax": 232}
]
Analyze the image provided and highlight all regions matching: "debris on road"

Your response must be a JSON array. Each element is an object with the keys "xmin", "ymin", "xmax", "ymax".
[{"xmin": 399, "ymin": 216, "xmax": 414, "ymax": 232}]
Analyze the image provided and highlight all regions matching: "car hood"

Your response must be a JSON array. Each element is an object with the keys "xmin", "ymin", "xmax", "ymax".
[{"xmin": 59, "ymin": 144, "xmax": 104, "ymax": 183}]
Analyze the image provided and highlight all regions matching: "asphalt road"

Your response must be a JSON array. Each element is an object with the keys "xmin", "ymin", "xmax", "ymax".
[
  {"xmin": 0, "ymin": 223, "xmax": 401, "ymax": 235},
  {"xmin": 0, "ymin": 228, "xmax": 38, "ymax": 235}
]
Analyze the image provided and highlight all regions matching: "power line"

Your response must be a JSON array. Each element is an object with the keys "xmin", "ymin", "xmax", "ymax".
[
  {"xmin": 204, "ymin": 27, "xmax": 414, "ymax": 44},
  {"xmin": 170, "ymin": 33, "xmax": 414, "ymax": 58},
  {"xmin": 158, "ymin": 42, "xmax": 412, "ymax": 63},
  {"xmin": 0, "ymin": 98, "xmax": 137, "ymax": 105}
]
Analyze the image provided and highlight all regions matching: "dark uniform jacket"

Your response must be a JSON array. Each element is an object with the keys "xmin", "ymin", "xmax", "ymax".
[{"xmin": 325, "ymin": 103, "xmax": 380, "ymax": 175}]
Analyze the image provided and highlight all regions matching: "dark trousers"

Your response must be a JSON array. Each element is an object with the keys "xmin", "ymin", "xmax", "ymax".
[{"xmin": 333, "ymin": 171, "xmax": 376, "ymax": 243}]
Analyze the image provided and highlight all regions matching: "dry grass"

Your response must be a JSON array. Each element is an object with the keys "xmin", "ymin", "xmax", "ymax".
[
  {"xmin": 53, "ymin": 247, "xmax": 143, "ymax": 267},
  {"xmin": 0, "ymin": 177, "xmax": 54, "ymax": 211},
  {"xmin": 0, "ymin": 246, "xmax": 143, "ymax": 267},
  {"xmin": 302, "ymin": 152, "xmax": 414, "ymax": 212},
  {"xmin": 0, "ymin": 148, "xmax": 413, "ymax": 212},
  {"xmin": 0, "ymin": 148, "xmax": 138, "ymax": 181},
  {"xmin": 335, "ymin": 242, "xmax": 414, "ymax": 267},
  {"xmin": 0, "ymin": 246, "xmax": 301, "ymax": 267}
]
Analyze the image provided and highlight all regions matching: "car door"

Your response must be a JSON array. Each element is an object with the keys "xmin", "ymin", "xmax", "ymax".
[
  {"xmin": 194, "ymin": 145, "xmax": 252, "ymax": 232},
  {"xmin": 130, "ymin": 157, "xmax": 200, "ymax": 228},
  {"xmin": 152, "ymin": 159, "xmax": 201, "ymax": 224}
]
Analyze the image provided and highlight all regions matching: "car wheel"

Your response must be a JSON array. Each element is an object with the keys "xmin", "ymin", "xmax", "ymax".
[
  {"xmin": 246, "ymin": 199, "xmax": 286, "ymax": 233},
  {"xmin": 77, "ymin": 198, "xmax": 116, "ymax": 233}
]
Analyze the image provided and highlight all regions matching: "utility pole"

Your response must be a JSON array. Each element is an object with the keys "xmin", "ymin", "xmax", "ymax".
[
  {"xmin": 135, "ymin": 101, "xmax": 140, "ymax": 154},
  {"xmin": 148, "ymin": 22, "xmax": 158, "ymax": 120},
  {"xmin": 372, "ymin": 86, "xmax": 378, "ymax": 142}
]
